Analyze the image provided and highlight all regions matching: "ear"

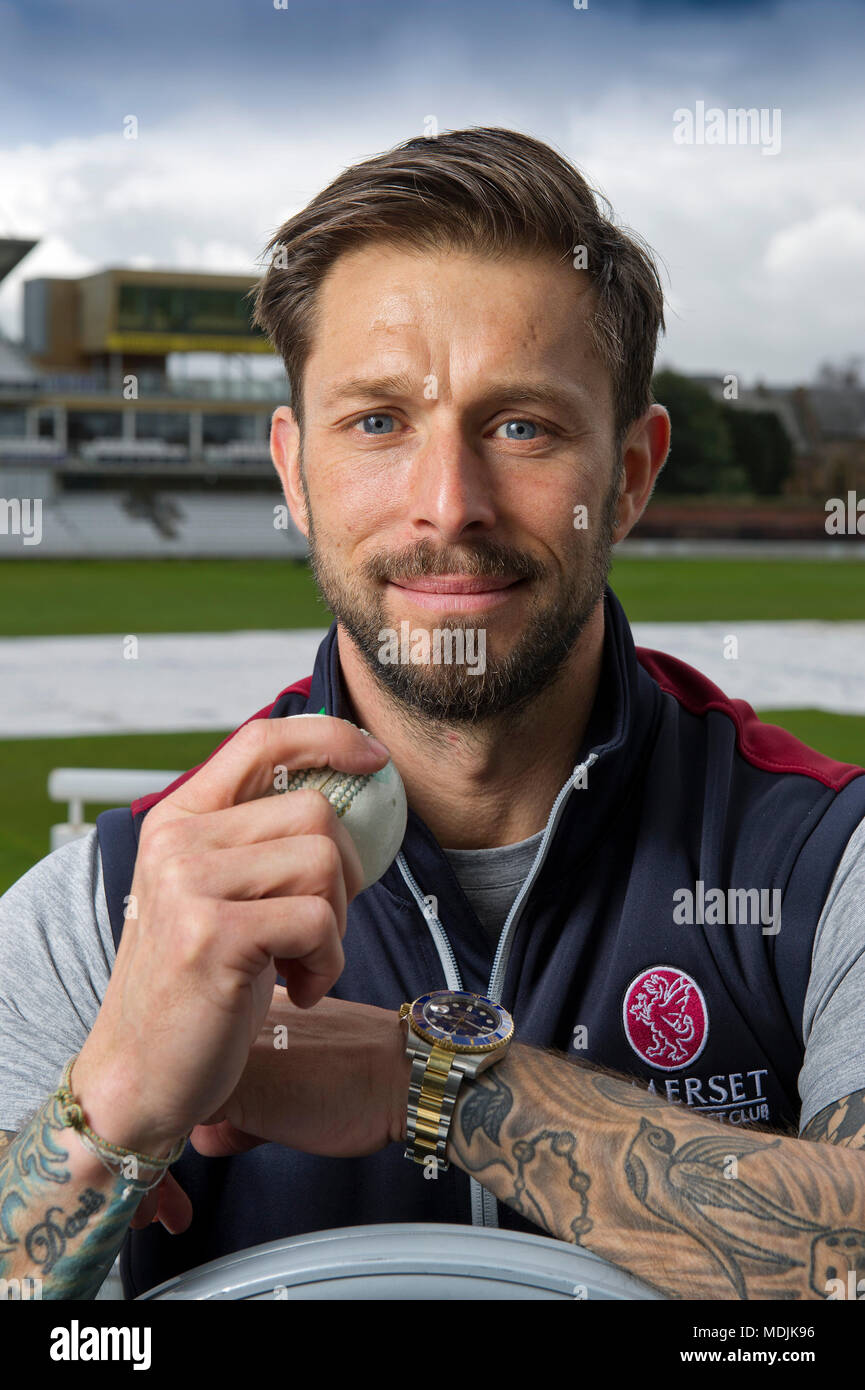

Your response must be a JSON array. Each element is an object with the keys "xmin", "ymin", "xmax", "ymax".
[
  {"xmin": 271, "ymin": 405, "xmax": 309, "ymax": 538},
  {"xmin": 612, "ymin": 404, "xmax": 670, "ymax": 543}
]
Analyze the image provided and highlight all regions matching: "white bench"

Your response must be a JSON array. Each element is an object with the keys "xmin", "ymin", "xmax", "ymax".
[{"xmin": 48, "ymin": 768, "xmax": 182, "ymax": 850}]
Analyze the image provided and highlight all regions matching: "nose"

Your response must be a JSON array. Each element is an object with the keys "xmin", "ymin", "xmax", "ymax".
[{"xmin": 404, "ymin": 426, "xmax": 498, "ymax": 542}]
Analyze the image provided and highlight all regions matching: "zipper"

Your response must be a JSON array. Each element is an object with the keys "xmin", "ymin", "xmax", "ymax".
[
  {"xmin": 395, "ymin": 854, "xmax": 489, "ymax": 1226},
  {"xmin": 396, "ymin": 852, "xmax": 463, "ymax": 989},
  {"xmin": 396, "ymin": 750, "xmax": 600, "ymax": 1229}
]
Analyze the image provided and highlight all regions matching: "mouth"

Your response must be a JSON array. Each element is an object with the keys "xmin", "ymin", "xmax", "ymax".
[{"xmin": 386, "ymin": 574, "xmax": 525, "ymax": 614}]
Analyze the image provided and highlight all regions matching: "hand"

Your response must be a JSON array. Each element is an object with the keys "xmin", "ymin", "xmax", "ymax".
[
  {"xmin": 187, "ymin": 990, "xmax": 412, "ymax": 1160},
  {"xmin": 130, "ymin": 991, "xmax": 411, "ymax": 1234},
  {"xmin": 72, "ymin": 717, "xmax": 389, "ymax": 1159}
]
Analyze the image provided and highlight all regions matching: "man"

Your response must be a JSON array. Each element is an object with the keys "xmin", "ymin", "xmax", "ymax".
[{"xmin": 2, "ymin": 127, "xmax": 865, "ymax": 1303}]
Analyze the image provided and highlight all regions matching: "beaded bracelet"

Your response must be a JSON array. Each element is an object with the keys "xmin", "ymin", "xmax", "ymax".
[{"xmin": 54, "ymin": 1055, "xmax": 190, "ymax": 1195}]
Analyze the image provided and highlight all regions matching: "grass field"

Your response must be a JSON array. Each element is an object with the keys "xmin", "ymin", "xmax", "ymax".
[
  {"xmin": 1, "ymin": 555, "xmax": 863, "ymax": 893},
  {"xmin": 2, "ymin": 553, "xmax": 865, "ymax": 634}
]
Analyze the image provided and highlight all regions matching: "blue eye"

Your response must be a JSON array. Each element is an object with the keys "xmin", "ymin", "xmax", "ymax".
[
  {"xmin": 495, "ymin": 419, "xmax": 541, "ymax": 440},
  {"xmin": 357, "ymin": 414, "xmax": 396, "ymax": 435}
]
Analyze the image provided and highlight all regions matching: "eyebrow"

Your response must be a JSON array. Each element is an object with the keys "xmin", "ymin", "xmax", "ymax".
[
  {"xmin": 320, "ymin": 373, "xmax": 587, "ymax": 415},
  {"xmin": 320, "ymin": 372, "xmax": 417, "ymax": 408}
]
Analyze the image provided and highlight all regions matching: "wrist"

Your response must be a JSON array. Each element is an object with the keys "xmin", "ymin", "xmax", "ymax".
[{"xmin": 69, "ymin": 1053, "xmax": 186, "ymax": 1161}]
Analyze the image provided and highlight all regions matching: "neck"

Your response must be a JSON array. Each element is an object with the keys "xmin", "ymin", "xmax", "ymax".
[{"xmin": 335, "ymin": 603, "xmax": 605, "ymax": 849}]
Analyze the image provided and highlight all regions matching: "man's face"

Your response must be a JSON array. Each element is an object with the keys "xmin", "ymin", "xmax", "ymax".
[{"xmin": 283, "ymin": 243, "xmax": 622, "ymax": 724}]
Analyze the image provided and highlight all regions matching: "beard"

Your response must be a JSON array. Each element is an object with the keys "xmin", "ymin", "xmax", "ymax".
[{"xmin": 300, "ymin": 463, "xmax": 620, "ymax": 727}]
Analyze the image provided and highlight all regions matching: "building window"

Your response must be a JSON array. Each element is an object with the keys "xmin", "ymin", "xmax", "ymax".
[
  {"xmin": 201, "ymin": 413, "xmax": 259, "ymax": 444},
  {"xmin": 0, "ymin": 406, "xmax": 27, "ymax": 437},
  {"xmin": 116, "ymin": 284, "xmax": 258, "ymax": 338},
  {"xmin": 135, "ymin": 412, "xmax": 190, "ymax": 445},
  {"xmin": 66, "ymin": 411, "xmax": 122, "ymax": 443}
]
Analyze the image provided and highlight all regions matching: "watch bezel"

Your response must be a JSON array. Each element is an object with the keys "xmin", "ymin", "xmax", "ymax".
[{"xmin": 408, "ymin": 990, "xmax": 514, "ymax": 1054}]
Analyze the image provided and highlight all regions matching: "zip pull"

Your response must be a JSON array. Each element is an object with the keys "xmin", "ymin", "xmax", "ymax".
[{"xmin": 571, "ymin": 751, "xmax": 599, "ymax": 791}]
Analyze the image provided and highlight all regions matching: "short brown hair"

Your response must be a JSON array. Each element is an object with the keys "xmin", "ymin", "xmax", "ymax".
[{"xmin": 250, "ymin": 126, "xmax": 665, "ymax": 441}]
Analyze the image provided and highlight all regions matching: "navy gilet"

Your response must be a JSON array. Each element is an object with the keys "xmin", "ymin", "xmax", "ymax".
[{"xmin": 95, "ymin": 586, "xmax": 865, "ymax": 1298}]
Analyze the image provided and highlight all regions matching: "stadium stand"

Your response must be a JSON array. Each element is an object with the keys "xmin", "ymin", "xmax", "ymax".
[{"xmin": 0, "ymin": 490, "xmax": 308, "ymax": 557}]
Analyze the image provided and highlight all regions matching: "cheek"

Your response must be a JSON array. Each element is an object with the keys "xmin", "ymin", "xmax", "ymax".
[
  {"xmin": 312, "ymin": 473, "xmax": 401, "ymax": 554},
  {"xmin": 307, "ymin": 447, "xmax": 390, "ymax": 534},
  {"xmin": 504, "ymin": 466, "xmax": 612, "ymax": 567},
  {"xmin": 499, "ymin": 464, "xmax": 600, "ymax": 533}
]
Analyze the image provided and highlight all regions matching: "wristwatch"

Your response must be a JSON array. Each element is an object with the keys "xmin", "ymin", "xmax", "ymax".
[{"xmin": 398, "ymin": 990, "xmax": 514, "ymax": 1172}]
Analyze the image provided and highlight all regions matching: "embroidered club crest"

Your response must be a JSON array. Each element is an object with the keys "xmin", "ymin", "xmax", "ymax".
[{"xmin": 623, "ymin": 966, "xmax": 708, "ymax": 1071}]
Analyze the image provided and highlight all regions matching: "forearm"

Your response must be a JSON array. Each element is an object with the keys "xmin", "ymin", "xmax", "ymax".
[
  {"xmin": 447, "ymin": 1042, "xmax": 865, "ymax": 1300},
  {"xmin": 0, "ymin": 1091, "xmax": 148, "ymax": 1300}
]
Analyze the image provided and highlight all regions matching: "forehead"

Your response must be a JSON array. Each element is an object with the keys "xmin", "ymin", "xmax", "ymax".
[{"xmin": 305, "ymin": 242, "xmax": 606, "ymax": 400}]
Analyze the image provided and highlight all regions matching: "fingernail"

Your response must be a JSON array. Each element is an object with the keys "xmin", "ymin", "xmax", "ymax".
[{"xmin": 361, "ymin": 730, "xmax": 390, "ymax": 758}]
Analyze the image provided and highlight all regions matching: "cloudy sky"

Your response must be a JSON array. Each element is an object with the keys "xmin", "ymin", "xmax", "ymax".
[{"xmin": 0, "ymin": 0, "xmax": 862, "ymax": 386}]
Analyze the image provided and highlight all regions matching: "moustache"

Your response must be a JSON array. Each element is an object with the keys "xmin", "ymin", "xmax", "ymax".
[{"xmin": 363, "ymin": 543, "xmax": 545, "ymax": 585}]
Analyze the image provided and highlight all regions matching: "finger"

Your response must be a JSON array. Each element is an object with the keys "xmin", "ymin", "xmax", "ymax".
[
  {"xmin": 142, "ymin": 791, "xmax": 365, "ymax": 907},
  {"xmin": 148, "ymin": 715, "xmax": 390, "ymax": 824},
  {"xmin": 188, "ymin": 1120, "xmax": 266, "ymax": 1158},
  {"xmin": 220, "ymin": 894, "xmax": 346, "ymax": 1005},
  {"xmin": 129, "ymin": 1188, "xmax": 160, "ymax": 1229},
  {"xmin": 170, "ymin": 834, "xmax": 351, "ymax": 938},
  {"xmin": 154, "ymin": 1171, "xmax": 194, "ymax": 1234},
  {"xmin": 280, "ymin": 956, "xmax": 337, "ymax": 1009},
  {"xmin": 128, "ymin": 1171, "xmax": 191, "ymax": 1232}
]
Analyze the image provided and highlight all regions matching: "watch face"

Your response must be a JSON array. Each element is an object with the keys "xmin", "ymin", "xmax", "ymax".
[{"xmin": 410, "ymin": 991, "xmax": 514, "ymax": 1052}]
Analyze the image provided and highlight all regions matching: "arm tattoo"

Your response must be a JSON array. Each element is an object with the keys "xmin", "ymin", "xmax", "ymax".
[
  {"xmin": 801, "ymin": 1089, "xmax": 865, "ymax": 1149},
  {"xmin": 448, "ymin": 1045, "xmax": 865, "ymax": 1300},
  {"xmin": 0, "ymin": 1093, "xmax": 146, "ymax": 1299},
  {"xmin": 459, "ymin": 1072, "xmax": 591, "ymax": 1238}
]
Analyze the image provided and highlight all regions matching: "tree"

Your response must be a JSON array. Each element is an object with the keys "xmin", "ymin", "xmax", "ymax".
[
  {"xmin": 816, "ymin": 356, "xmax": 863, "ymax": 389},
  {"xmin": 722, "ymin": 407, "xmax": 793, "ymax": 496},
  {"xmin": 650, "ymin": 371, "xmax": 744, "ymax": 495}
]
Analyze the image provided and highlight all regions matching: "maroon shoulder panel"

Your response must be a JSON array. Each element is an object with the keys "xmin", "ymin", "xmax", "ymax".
[
  {"xmin": 130, "ymin": 676, "xmax": 314, "ymax": 817},
  {"xmin": 129, "ymin": 651, "xmax": 862, "ymax": 820},
  {"xmin": 635, "ymin": 646, "xmax": 864, "ymax": 791}
]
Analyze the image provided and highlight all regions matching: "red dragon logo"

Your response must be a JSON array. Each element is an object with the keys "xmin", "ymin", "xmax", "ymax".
[{"xmin": 623, "ymin": 966, "xmax": 708, "ymax": 1071}]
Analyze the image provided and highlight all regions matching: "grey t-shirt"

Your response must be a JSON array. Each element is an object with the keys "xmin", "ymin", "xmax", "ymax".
[
  {"xmin": 1, "ymin": 817, "xmax": 864, "ymax": 1143},
  {"xmin": 443, "ymin": 830, "xmax": 546, "ymax": 942}
]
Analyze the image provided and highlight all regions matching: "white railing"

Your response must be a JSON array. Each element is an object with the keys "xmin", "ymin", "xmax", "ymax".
[
  {"xmin": 47, "ymin": 768, "xmax": 181, "ymax": 850},
  {"xmin": 0, "ymin": 437, "xmax": 65, "ymax": 460}
]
